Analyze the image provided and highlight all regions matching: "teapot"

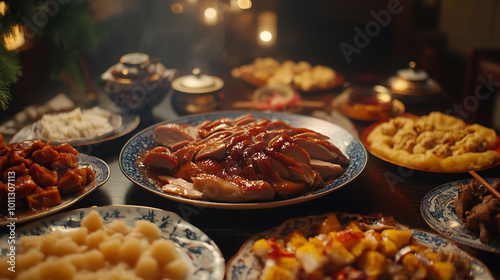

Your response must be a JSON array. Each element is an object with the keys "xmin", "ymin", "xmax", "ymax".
[{"xmin": 101, "ymin": 53, "xmax": 176, "ymax": 113}]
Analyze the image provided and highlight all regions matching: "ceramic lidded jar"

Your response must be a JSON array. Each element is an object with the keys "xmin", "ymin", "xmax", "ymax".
[
  {"xmin": 171, "ymin": 68, "xmax": 224, "ymax": 115},
  {"xmin": 101, "ymin": 53, "xmax": 176, "ymax": 113},
  {"xmin": 387, "ymin": 61, "xmax": 441, "ymax": 99}
]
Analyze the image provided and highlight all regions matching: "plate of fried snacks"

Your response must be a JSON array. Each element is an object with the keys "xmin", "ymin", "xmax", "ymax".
[
  {"xmin": 362, "ymin": 112, "xmax": 500, "ymax": 172},
  {"xmin": 0, "ymin": 205, "xmax": 225, "ymax": 280},
  {"xmin": 422, "ymin": 178, "xmax": 500, "ymax": 254},
  {"xmin": 0, "ymin": 134, "xmax": 109, "ymax": 226},
  {"xmin": 232, "ymin": 57, "xmax": 344, "ymax": 92},
  {"xmin": 226, "ymin": 212, "xmax": 493, "ymax": 279},
  {"xmin": 120, "ymin": 111, "xmax": 366, "ymax": 209}
]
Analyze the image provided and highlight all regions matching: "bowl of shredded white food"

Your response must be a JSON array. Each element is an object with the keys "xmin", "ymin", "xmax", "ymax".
[{"xmin": 33, "ymin": 107, "xmax": 122, "ymax": 145}]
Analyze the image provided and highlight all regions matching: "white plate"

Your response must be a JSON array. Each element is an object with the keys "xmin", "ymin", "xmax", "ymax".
[
  {"xmin": 421, "ymin": 178, "xmax": 500, "ymax": 254},
  {"xmin": 11, "ymin": 113, "xmax": 140, "ymax": 147},
  {"xmin": 226, "ymin": 213, "xmax": 493, "ymax": 279},
  {"xmin": 0, "ymin": 153, "xmax": 109, "ymax": 226},
  {"xmin": 0, "ymin": 205, "xmax": 225, "ymax": 280},
  {"xmin": 119, "ymin": 111, "xmax": 367, "ymax": 209}
]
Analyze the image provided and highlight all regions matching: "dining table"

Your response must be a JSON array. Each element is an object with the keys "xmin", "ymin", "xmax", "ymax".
[{"xmin": 1, "ymin": 69, "xmax": 499, "ymax": 279}]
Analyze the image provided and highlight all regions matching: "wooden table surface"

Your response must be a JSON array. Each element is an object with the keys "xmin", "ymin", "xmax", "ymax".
[{"xmin": 3, "ymin": 70, "xmax": 500, "ymax": 278}]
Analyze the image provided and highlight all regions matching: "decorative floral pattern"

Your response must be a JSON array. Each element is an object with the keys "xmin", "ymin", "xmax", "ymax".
[
  {"xmin": 421, "ymin": 178, "xmax": 500, "ymax": 253},
  {"xmin": 225, "ymin": 212, "xmax": 493, "ymax": 280},
  {"xmin": 120, "ymin": 111, "xmax": 367, "ymax": 209},
  {"xmin": 0, "ymin": 205, "xmax": 225, "ymax": 280}
]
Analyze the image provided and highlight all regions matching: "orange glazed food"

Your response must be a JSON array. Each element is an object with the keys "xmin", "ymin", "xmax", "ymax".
[
  {"xmin": 137, "ymin": 114, "xmax": 349, "ymax": 202},
  {"xmin": 0, "ymin": 133, "xmax": 95, "ymax": 215}
]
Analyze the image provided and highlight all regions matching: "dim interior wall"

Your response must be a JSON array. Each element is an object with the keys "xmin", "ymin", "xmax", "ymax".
[{"xmin": 439, "ymin": 0, "xmax": 500, "ymax": 55}]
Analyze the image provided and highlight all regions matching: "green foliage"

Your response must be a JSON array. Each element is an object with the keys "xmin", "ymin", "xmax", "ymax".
[
  {"xmin": 0, "ymin": 45, "xmax": 21, "ymax": 111},
  {"xmin": 0, "ymin": 0, "xmax": 99, "ymax": 111}
]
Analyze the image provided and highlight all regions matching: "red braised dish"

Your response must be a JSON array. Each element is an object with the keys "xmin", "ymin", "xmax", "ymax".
[
  {"xmin": 136, "ymin": 114, "xmax": 349, "ymax": 202},
  {"xmin": 0, "ymin": 133, "xmax": 95, "ymax": 215}
]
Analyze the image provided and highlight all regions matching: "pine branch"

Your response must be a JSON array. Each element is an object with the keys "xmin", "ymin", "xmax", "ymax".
[{"xmin": 0, "ymin": 46, "xmax": 22, "ymax": 111}]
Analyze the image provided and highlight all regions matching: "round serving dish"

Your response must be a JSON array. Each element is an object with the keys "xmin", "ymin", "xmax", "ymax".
[
  {"xmin": 171, "ymin": 68, "xmax": 224, "ymax": 115},
  {"xmin": 386, "ymin": 62, "xmax": 441, "ymax": 99},
  {"xmin": 334, "ymin": 84, "xmax": 405, "ymax": 121}
]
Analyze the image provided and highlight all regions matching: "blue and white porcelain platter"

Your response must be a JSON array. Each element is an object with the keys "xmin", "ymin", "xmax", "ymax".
[
  {"xmin": 0, "ymin": 205, "xmax": 225, "ymax": 280},
  {"xmin": 226, "ymin": 213, "xmax": 493, "ymax": 280},
  {"xmin": 119, "ymin": 111, "xmax": 367, "ymax": 209},
  {"xmin": 421, "ymin": 178, "xmax": 500, "ymax": 254},
  {"xmin": 0, "ymin": 153, "xmax": 109, "ymax": 226}
]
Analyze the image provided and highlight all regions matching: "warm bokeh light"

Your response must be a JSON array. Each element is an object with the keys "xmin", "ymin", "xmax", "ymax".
[
  {"xmin": 0, "ymin": 1, "xmax": 5, "ymax": 16},
  {"xmin": 259, "ymin": 31, "xmax": 272, "ymax": 42},
  {"xmin": 204, "ymin": 7, "xmax": 218, "ymax": 25},
  {"xmin": 257, "ymin": 11, "xmax": 277, "ymax": 46},
  {"xmin": 171, "ymin": 3, "xmax": 184, "ymax": 14},
  {"xmin": 1, "ymin": 2, "xmax": 25, "ymax": 51},
  {"xmin": 238, "ymin": 0, "xmax": 252, "ymax": 9},
  {"xmin": 3, "ymin": 24, "xmax": 25, "ymax": 51}
]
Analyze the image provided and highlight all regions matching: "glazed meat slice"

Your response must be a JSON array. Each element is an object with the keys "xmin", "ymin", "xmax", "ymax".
[
  {"xmin": 309, "ymin": 159, "xmax": 345, "ymax": 180},
  {"xmin": 57, "ymin": 169, "xmax": 86, "ymax": 195},
  {"xmin": 143, "ymin": 146, "xmax": 178, "ymax": 170},
  {"xmin": 53, "ymin": 143, "xmax": 79, "ymax": 155},
  {"xmin": 153, "ymin": 123, "xmax": 195, "ymax": 148},
  {"xmin": 74, "ymin": 166, "xmax": 95, "ymax": 186},
  {"xmin": 465, "ymin": 195, "xmax": 500, "ymax": 243},
  {"xmin": 13, "ymin": 175, "xmax": 38, "ymax": 199},
  {"xmin": 8, "ymin": 140, "xmax": 46, "ymax": 166},
  {"xmin": 192, "ymin": 174, "xmax": 275, "ymax": 202},
  {"xmin": 454, "ymin": 181, "xmax": 481, "ymax": 218},
  {"xmin": 31, "ymin": 145, "xmax": 60, "ymax": 166},
  {"xmin": 455, "ymin": 179, "xmax": 500, "ymax": 244},
  {"xmin": 29, "ymin": 163, "xmax": 58, "ymax": 187},
  {"xmin": 51, "ymin": 152, "xmax": 78, "ymax": 171},
  {"xmin": 292, "ymin": 137, "xmax": 349, "ymax": 165},
  {"xmin": 25, "ymin": 186, "xmax": 62, "ymax": 209},
  {"xmin": 2, "ymin": 163, "xmax": 29, "ymax": 182},
  {"xmin": 195, "ymin": 141, "xmax": 228, "ymax": 161},
  {"xmin": 159, "ymin": 175, "xmax": 204, "ymax": 199}
]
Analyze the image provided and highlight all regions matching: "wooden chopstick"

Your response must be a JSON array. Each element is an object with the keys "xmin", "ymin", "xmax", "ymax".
[{"xmin": 469, "ymin": 170, "xmax": 500, "ymax": 201}]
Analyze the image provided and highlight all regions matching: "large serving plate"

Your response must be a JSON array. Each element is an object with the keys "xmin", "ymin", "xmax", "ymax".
[
  {"xmin": 11, "ymin": 113, "xmax": 140, "ymax": 147},
  {"xmin": 0, "ymin": 205, "xmax": 225, "ymax": 280},
  {"xmin": 0, "ymin": 153, "xmax": 109, "ymax": 226},
  {"xmin": 421, "ymin": 178, "xmax": 500, "ymax": 254},
  {"xmin": 361, "ymin": 116, "xmax": 500, "ymax": 173},
  {"xmin": 120, "ymin": 111, "xmax": 367, "ymax": 209},
  {"xmin": 226, "ymin": 213, "xmax": 493, "ymax": 280}
]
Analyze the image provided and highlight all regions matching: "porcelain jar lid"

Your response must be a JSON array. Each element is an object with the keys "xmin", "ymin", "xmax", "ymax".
[
  {"xmin": 172, "ymin": 68, "xmax": 224, "ymax": 94},
  {"xmin": 101, "ymin": 52, "xmax": 174, "ymax": 86},
  {"xmin": 387, "ymin": 61, "xmax": 441, "ymax": 95}
]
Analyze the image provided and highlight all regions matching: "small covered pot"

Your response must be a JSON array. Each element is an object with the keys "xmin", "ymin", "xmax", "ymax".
[
  {"xmin": 171, "ymin": 68, "xmax": 224, "ymax": 115},
  {"xmin": 101, "ymin": 53, "xmax": 176, "ymax": 113},
  {"xmin": 386, "ymin": 61, "xmax": 441, "ymax": 99}
]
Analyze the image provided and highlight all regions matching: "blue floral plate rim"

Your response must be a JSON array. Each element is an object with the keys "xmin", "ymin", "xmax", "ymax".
[
  {"xmin": 0, "ymin": 205, "xmax": 225, "ymax": 280},
  {"xmin": 226, "ymin": 212, "xmax": 493, "ymax": 280},
  {"xmin": 0, "ymin": 153, "xmax": 110, "ymax": 227},
  {"xmin": 421, "ymin": 178, "xmax": 500, "ymax": 254},
  {"xmin": 119, "ymin": 111, "xmax": 367, "ymax": 209}
]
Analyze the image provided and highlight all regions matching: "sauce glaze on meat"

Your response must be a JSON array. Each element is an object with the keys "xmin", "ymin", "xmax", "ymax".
[
  {"xmin": 454, "ymin": 179, "xmax": 500, "ymax": 244},
  {"xmin": 0, "ymin": 133, "xmax": 95, "ymax": 216},
  {"xmin": 137, "ymin": 114, "xmax": 349, "ymax": 202}
]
